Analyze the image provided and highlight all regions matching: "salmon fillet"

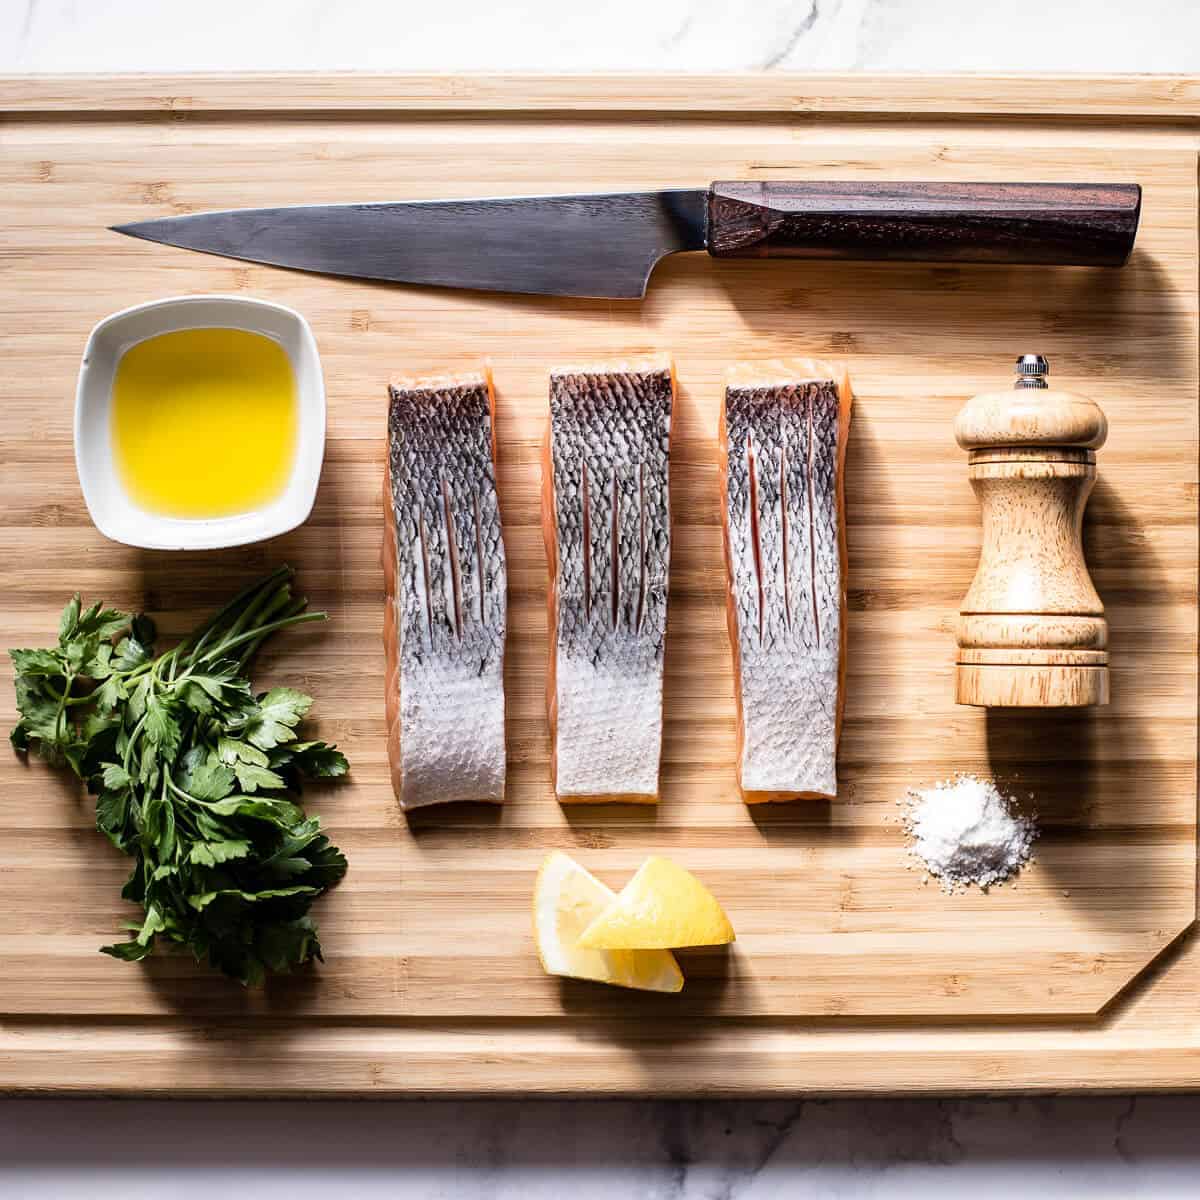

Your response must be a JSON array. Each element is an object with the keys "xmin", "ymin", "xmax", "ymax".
[
  {"xmin": 383, "ymin": 368, "xmax": 507, "ymax": 809},
  {"xmin": 719, "ymin": 359, "xmax": 853, "ymax": 802},
  {"xmin": 541, "ymin": 357, "xmax": 675, "ymax": 803}
]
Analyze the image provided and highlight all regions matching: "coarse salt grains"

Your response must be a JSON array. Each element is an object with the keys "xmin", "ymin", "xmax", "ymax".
[{"xmin": 901, "ymin": 775, "xmax": 1037, "ymax": 892}]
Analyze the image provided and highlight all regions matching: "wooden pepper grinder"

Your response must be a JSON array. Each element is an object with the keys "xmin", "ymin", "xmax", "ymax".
[{"xmin": 954, "ymin": 355, "xmax": 1109, "ymax": 707}]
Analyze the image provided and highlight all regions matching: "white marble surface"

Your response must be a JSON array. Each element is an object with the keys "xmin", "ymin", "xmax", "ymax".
[
  {"xmin": 3, "ymin": 1, "xmax": 1200, "ymax": 1196},
  {"xmin": 3, "ymin": 0, "xmax": 1200, "ymax": 73},
  {"xmin": 3, "ymin": 1096, "xmax": 1200, "ymax": 1197}
]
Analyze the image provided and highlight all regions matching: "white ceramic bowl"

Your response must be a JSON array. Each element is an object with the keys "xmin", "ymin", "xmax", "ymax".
[{"xmin": 75, "ymin": 294, "xmax": 325, "ymax": 550}]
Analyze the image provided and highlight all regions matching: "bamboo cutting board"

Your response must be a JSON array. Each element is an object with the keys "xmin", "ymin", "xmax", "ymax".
[{"xmin": 0, "ymin": 74, "xmax": 1197, "ymax": 1095}]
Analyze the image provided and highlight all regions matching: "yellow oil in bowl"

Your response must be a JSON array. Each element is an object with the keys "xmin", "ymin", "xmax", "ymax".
[{"xmin": 111, "ymin": 328, "xmax": 297, "ymax": 519}]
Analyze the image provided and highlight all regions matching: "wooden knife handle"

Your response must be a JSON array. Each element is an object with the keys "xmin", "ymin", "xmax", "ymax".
[{"xmin": 706, "ymin": 181, "xmax": 1141, "ymax": 267}]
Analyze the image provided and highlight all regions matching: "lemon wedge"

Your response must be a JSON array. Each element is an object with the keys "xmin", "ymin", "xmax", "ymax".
[
  {"xmin": 533, "ymin": 851, "xmax": 684, "ymax": 993},
  {"xmin": 577, "ymin": 855, "xmax": 735, "ymax": 950}
]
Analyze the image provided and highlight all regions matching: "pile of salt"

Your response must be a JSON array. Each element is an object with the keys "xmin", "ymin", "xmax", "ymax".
[{"xmin": 902, "ymin": 775, "xmax": 1037, "ymax": 892}]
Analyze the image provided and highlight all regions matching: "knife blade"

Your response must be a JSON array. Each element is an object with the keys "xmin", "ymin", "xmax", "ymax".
[{"xmin": 112, "ymin": 181, "xmax": 1141, "ymax": 299}]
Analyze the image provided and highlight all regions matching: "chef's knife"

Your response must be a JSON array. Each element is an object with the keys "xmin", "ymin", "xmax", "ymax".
[{"xmin": 113, "ymin": 181, "xmax": 1142, "ymax": 300}]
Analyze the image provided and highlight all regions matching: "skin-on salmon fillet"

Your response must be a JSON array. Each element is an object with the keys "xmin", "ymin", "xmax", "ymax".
[
  {"xmin": 541, "ymin": 357, "xmax": 675, "ymax": 803},
  {"xmin": 383, "ymin": 369, "xmax": 507, "ymax": 809},
  {"xmin": 719, "ymin": 359, "xmax": 853, "ymax": 802}
]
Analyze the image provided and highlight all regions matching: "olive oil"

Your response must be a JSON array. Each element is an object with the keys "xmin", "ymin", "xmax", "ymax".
[{"xmin": 111, "ymin": 328, "xmax": 297, "ymax": 519}]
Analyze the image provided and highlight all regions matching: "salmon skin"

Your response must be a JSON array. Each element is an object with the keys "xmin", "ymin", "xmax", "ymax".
[
  {"xmin": 719, "ymin": 359, "xmax": 852, "ymax": 802},
  {"xmin": 542, "ymin": 357, "xmax": 675, "ymax": 803},
  {"xmin": 384, "ymin": 369, "xmax": 507, "ymax": 809}
]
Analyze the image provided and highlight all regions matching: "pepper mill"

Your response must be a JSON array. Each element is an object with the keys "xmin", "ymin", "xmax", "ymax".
[{"xmin": 954, "ymin": 355, "xmax": 1109, "ymax": 707}]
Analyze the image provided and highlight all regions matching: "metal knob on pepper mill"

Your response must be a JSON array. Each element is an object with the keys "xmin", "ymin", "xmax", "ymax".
[{"xmin": 954, "ymin": 356, "xmax": 1109, "ymax": 707}]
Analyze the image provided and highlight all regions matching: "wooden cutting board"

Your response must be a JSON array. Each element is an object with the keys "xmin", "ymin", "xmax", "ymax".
[{"xmin": 1, "ymin": 73, "xmax": 1197, "ymax": 1095}]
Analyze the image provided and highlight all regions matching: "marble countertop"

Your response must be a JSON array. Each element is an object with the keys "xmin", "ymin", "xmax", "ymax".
[
  {"xmin": 3, "ymin": 1095, "xmax": 1200, "ymax": 1197},
  {"xmin": 3, "ymin": 2, "xmax": 1199, "ymax": 1197},
  {"xmin": 3, "ymin": 0, "xmax": 1200, "ymax": 73}
]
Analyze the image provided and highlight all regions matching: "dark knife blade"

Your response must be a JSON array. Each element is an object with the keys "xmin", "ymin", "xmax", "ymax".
[{"xmin": 112, "ymin": 190, "xmax": 709, "ymax": 299}]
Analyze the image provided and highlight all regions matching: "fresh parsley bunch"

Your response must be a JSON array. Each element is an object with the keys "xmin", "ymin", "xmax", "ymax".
[{"xmin": 9, "ymin": 565, "xmax": 348, "ymax": 986}]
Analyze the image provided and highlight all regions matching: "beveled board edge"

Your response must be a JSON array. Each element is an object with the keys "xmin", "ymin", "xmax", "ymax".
[
  {"xmin": 4, "ymin": 1014, "xmax": 1200, "ymax": 1096},
  {"xmin": 0, "ymin": 72, "xmax": 1199, "ymax": 118}
]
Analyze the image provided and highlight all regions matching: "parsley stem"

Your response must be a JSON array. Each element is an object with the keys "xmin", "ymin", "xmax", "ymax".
[
  {"xmin": 197, "ymin": 611, "xmax": 326, "ymax": 666},
  {"xmin": 52, "ymin": 670, "xmax": 75, "ymax": 741},
  {"xmin": 157, "ymin": 774, "xmax": 201, "ymax": 839},
  {"xmin": 224, "ymin": 579, "xmax": 290, "ymax": 648},
  {"xmin": 122, "ymin": 710, "xmax": 149, "ymax": 772},
  {"xmin": 188, "ymin": 567, "xmax": 293, "ymax": 655},
  {"xmin": 124, "ymin": 652, "xmax": 169, "ymax": 685},
  {"xmin": 236, "ymin": 598, "xmax": 308, "ymax": 671},
  {"xmin": 165, "ymin": 774, "xmax": 200, "ymax": 810},
  {"xmin": 123, "ymin": 568, "xmax": 295, "ymax": 685}
]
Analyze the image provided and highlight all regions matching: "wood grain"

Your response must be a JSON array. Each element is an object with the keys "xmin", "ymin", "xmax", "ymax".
[
  {"xmin": 955, "ymin": 382, "xmax": 1112, "ymax": 706},
  {"xmin": 0, "ymin": 74, "xmax": 1196, "ymax": 1096},
  {"xmin": 1, "ymin": 73, "xmax": 1199, "ymax": 118},
  {"xmin": 706, "ymin": 181, "xmax": 1141, "ymax": 266}
]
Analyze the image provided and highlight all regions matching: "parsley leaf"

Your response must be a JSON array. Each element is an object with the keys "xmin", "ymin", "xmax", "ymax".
[
  {"xmin": 217, "ymin": 736, "xmax": 269, "ymax": 768},
  {"xmin": 58, "ymin": 594, "xmax": 81, "ymax": 642},
  {"xmin": 178, "ymin": 756, "xmax": 237, "ymax": 802},
  {"xmin": 271, "ymin": 740, "xmax": 350, "ymax": 780},
  {"xmin": 188, "ymin": 838, "xmax": 252, "ymax": 867},
  {"xmin": 112, "ymin": 635, "xmax": 151, "ymax": 672},
  {"xmin": 144, "ymin": 692, "xmax": 182, "ymax": 761},
  {"xmin": 9, "ymin": 648, "xmax": 64, "ymax": 677},
  {"xmin": 242, "ymin": 687, "xmax": 313, "ymax": 750},
  {"xmin": 232, "ymin": 762, "xmax": 287, "ymax": 793}
]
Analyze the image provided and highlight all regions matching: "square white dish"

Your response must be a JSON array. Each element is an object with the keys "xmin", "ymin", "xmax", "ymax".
[{"xmin": 74, "ymin": 294, "xmax": 325, "ymax": 550}]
